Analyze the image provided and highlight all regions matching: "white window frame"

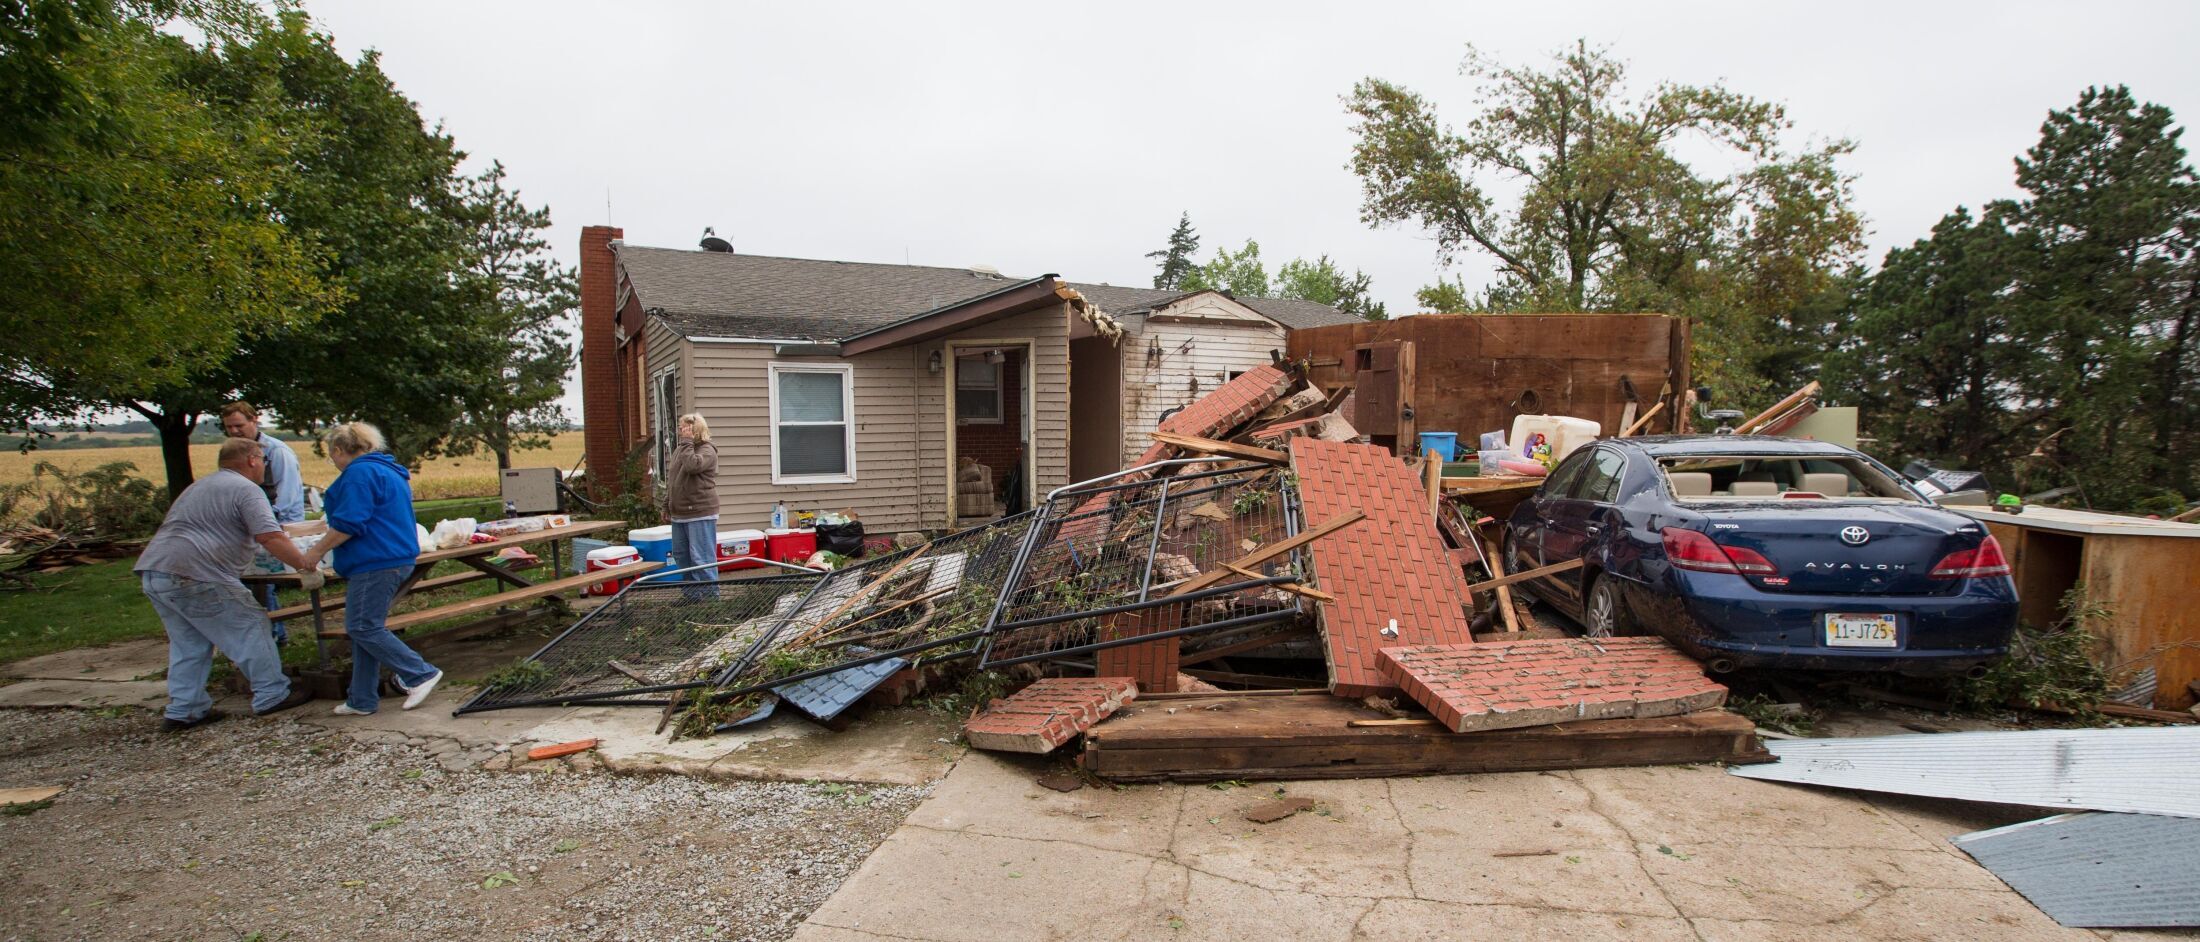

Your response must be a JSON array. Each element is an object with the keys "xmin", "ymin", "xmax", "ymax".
[
  {"xmin": 768, "ymin": 362, "xmax": 858, "ymax": 485},
  {"xmin": 651, "ymin": 366, "xmax": 681, "ymax": 481},
  {"xmin": 955, "ymin": 355, "xmax": 1005, "ymax": 425}
]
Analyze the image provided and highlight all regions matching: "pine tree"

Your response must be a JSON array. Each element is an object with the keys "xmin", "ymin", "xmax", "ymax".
[{"xmin": 1147, "ymin": 212, "xmax": 1200, "ymax": 290}]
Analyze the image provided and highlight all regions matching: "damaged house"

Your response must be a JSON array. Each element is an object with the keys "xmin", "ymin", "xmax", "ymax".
[{"xmin": 576, "ymin": 228, "xmax": 1359, "ymax": 534}]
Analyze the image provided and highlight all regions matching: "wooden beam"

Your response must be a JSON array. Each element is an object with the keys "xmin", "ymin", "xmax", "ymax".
[
  {"xmin": 1487, "ymin": 532, "xmax": 1522, "ymax": 629},
  {"xmin": 1735, "ymin": 381, "xmax": 1822, "ymax": 434},
  {"xmin": 1463, "ymin": 558, "xmax": 1582, "ymax": 596},
  {"xmin": 2169, "ymin": 505, "xmax": 2200, "ymax": 523},
  {"xmin": 1163, "ymin": 511, "xmax": 1366, "ymax": 599},
  {"xmin": 324, "ymin": 561, "xmax": 662, "ymax": 637},
  {"xmin": 1620, "ymin": 401, "xmax": 1667, "ymax": 437},
  {"xmin": 1149, "ymin": 431, "xmax": 1288, "ymax": 465},
  {"xmin": 269, "ymin": 569, "xmax": 509, "ymax": 622},
  {"xmin": 785, "ymin": 541, "xmax": 932, "ymax": 647},
  {"xmin": 1221, "ymin": 564, "xmax": 1335, "ymax": 602},
  {"xmin": 1424, "ymin": 448, "xmax": 1443, "ymax": 517}
]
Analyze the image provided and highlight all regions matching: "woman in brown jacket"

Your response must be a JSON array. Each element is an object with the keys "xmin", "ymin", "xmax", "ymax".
[{"xmin": 666, "ymin": 413, "xmax": 720, "ymax": 599}]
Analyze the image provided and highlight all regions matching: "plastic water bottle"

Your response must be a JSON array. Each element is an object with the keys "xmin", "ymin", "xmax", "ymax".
[{"xmin": 771, "ymin": 501, "xmax": 788, "ymax": 529}]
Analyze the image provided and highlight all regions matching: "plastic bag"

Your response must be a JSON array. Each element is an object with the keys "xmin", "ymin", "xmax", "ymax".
[
  {"xmin": 430, "ymin": 517, "xmax": 477, "ymax": 550},
  {"xmin": 816, "ymin": 520, "xmax": 865, "ymax": 557},
  {"xmin": 416, "ymin": 524, "xmax": 435, "ymax": 554}
]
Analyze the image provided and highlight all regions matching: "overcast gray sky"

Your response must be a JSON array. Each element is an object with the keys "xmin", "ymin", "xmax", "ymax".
[{"xmin": 309, "ymin": 0, "xmax": 2200, "ymax": 414}]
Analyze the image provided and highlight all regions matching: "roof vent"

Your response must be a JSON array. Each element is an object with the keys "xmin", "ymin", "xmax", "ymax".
[
  {"xmin": 699, "ymin": 227, "xmax": 734, "ymax": 253},
  {"xmin": 968, "ymin": 264, "xmax": 1001, "ymax": 278}
]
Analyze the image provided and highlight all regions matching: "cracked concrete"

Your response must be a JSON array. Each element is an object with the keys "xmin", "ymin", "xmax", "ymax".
[{"xmin": 791, "ymin": 754, "xmax": 2185, "ymax": 942}]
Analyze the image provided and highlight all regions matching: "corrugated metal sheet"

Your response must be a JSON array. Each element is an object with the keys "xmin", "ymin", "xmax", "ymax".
[
  {"xmin": 1953, "ymin": 812, "xmax": 2200, "ymax": 927},
  {"xmin": 1726, "ymin": 727, "xmax": 2200, "ymax": 818}
]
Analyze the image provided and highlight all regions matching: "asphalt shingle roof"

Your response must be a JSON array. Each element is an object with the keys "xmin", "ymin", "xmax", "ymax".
[
  {"xmin": 613, "ymin": 243, "xmax": 1362, "ymax": 341},
  {"xmin": 616, "ymin": 244, "xmax": 1024, "ymax": 342}
]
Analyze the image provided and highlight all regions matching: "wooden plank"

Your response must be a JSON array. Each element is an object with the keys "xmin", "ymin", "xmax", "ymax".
[
  {"xmin": 786, "ymin": 541, "xmax": 933, "ymax": 647},
  {"xmin": 321, "ymin": 561, "xmax": 662, "ymax": 637},
  {"xmin": 1480, "ymin": 531, "xmax": 1521, "ymax": 632},
  {"xmin": 1735, "ymin": 382, "xmax": 1821, "ymax": 435},
  {"xmin": 1181, "ymin": 668, "xmax": 1319, "ymax": 688},
  {"xmin": 1149, "ymin": 431, "xmax": 1288, "ymax": 465},
  {"xmin": 1619, "ymin": 401, "xmax": 1667, "ymax": 437},
  {"xmin": 1082, "ymin": 695, "xmax": 1766, "ymax": 782},
  {"xmin": 414, "ymin": 520, "xmax": 623, "ymax": 566},
  {"xmin": 1424, "ymin": 449, "xmax": 1443, "ymax": 516},
  {"xmin": 1464, "ymin": 558, "xmax": 1582, "ymax": 596},
  {"xmin": 1220, "ymin": 564, "xmax": 1334, "ymax": 602},
  {"xmin": 1164, "ymin": 511, "xmax": 1366, "ymax": 599},
  {"xmin": 268, "ymin": 569, "xmax": 505, "ymax": 622}
]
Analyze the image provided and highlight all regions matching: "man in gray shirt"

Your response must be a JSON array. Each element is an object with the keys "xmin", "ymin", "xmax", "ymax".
[{"xmin": 135, "ymin": 438, "xmax": 324, "ymax": 731}]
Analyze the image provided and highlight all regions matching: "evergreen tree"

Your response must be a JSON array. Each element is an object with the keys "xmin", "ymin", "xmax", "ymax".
[
  {"xmin": 1146, "ymin": 212, "xmax": 1201, "ymax": 290},
  {"xmin": 446, "ymin": 161, "xmax": 576, "ymax": 470}
]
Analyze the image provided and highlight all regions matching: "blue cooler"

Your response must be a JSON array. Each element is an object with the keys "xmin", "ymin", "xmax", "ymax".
[{"xmin": 628, "ymin": 525, "xmax": 674, "ymax": 563}]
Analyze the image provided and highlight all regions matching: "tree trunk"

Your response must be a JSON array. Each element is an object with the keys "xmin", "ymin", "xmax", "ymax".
[
  {"xmin": 495, "ymin": 445, "xmax": 511, "ymax": 471},
  {"xmin": 152, "ymin": 410, "xmax": 198, "ymax": 499}
]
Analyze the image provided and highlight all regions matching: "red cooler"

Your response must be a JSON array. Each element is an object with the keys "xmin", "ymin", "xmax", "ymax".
[
  {"xmin": 766, "ymin": 527, "xmax": 817, "ymax": 564},
  {"xmin": 716, "ymin": 528, "xmax": 768, "ymax": 572},
  {"xmin": 585, "ymin": 545, "xmax": 642, "ymax": 596}
]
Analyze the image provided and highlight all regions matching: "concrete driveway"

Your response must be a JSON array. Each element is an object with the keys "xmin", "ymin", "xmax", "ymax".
[{"xmin": 791, "ymin": 753, "xmax": 2183, "ymax": 942}]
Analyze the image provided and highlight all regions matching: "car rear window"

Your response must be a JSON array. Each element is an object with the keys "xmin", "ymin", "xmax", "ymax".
[{"xmin": 1656, "ymin": 454, "xmax": 1919, "ymax": 503}]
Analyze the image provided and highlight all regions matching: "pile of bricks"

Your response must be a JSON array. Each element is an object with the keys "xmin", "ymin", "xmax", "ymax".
[
  {"xmin": 1378, "ymin": 637, "xmax": 1728, "ymax": 734},
  {"xmin": 963, "ymin": 677, "xmax": 1140, "ymax": 754}
]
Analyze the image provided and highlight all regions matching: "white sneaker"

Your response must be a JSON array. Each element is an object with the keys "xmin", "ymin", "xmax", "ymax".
[
  {"xmin": 332, "ymin": 704, "xmax": 374, "ymax": 716},
  {"xmin": 401, "ymin": 670, "xmax": 443, "ymax": 711}
]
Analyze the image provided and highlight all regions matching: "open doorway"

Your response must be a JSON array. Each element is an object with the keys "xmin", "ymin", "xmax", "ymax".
[
  {"xmin": 1069, "ymin": 336, "xmax": 1123, "ymax": 482},
  {"xmin": 950, "ymin": 343, "xmax": 1030, "ymax": 527}
]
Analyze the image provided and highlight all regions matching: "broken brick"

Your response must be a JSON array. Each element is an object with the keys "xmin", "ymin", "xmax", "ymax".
[
  {"xmin": 1378, "ymin": 637, "xmax": 1727, "ymax": 734},
  {"xmin": 964, "ymin": 677, "xmax": 1139, "ymax": 754}
]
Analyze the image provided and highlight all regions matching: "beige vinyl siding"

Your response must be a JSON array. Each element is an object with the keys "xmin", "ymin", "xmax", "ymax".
[
  {"xmin": 1119, "ymin": 305, "xmax": 1288, "ymax": 465},
  {"xmin": 640, "ymin": 316, "xmax": 689, "ymax": 471},
  {"xmin": 655, "ymin": 299, "xmax": 1070, "ymax": 535}
]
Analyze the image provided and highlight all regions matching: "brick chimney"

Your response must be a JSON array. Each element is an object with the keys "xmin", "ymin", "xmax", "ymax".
[{"xmin": 579, "ymin": 225, "xmax": 626, "ymax": 496}]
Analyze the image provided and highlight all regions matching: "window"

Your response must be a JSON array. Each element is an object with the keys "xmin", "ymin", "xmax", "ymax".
[
  {"xmin": 1542, "ymin": 448, "xmax": 1594, "ymax": 498},
  {"xmin": 955, "ymin": 356, "xmax": 1002, "ymax": 424},
  {"xmin": 770, "ymin": 364, "xmax": 855, "ymax": 484},
  {"xmin": 1570, "ymin": 448, "xmax": 1628, "ymax": 503},
  {"xmin": 652, "ymin": 368, "xmax": 680, "ymax": 480}
]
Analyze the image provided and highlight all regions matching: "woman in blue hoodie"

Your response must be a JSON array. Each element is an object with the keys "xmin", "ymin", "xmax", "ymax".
[{"xmin": 302, "ymin": 422, "xmax": 441, "ymax": 715}]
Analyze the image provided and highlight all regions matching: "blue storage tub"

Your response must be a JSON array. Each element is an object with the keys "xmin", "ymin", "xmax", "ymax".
[{"xmin": 1417, "ymin": 431, "xmax": 1460, "ymax": 461}]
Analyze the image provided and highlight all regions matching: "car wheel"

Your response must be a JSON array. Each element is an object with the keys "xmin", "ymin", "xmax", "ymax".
[{"xmin": 1584, "ymin": 576, "xmax": 1639, "ymax": 638}]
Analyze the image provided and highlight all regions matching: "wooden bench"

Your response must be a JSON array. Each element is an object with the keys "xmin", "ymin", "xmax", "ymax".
[
  {"xmin": 267, "ymin": 563, "xmax": 539, "ymax": 623},
  {"xmin": 316, "ymin": 560, "xmax": 662, "ymax": 639}
]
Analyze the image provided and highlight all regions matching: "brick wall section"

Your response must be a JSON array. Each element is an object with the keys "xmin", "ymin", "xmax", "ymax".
[
  {"xmin": 1093, "ymin": 604, "xmax": 1183, "ymax": 693},
  {"xmin": 579, "ymin": 225, "xmax": 626, "ymax": 496},
  {"xmin": 1378, "ymin": 637, "xmax": 1729, "ymax": 734},
  {"xmin": 1123, "ymin": 362, "xmax": 1294, "ymax": 473},
  {"xmin": 1290, "ymin": 438, "xmax": 1478, "ymax": 698},
  {"xmin": 963, "ymin": 677, "xmax": 1139, "ymax": 753}
]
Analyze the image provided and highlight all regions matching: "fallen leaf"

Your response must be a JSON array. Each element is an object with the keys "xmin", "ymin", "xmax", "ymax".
[
  {"xmin": 481, "ymin": 871, "xmax": 519, "ymax": 889},
  {"xmin": 553, "ymin": 839, "xmax": 581, "ymax": 854}
]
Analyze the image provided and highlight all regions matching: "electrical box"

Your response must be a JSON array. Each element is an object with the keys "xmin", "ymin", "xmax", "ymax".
[{"xmin": 499, "ymin": 467, "xmax": 562, "ymax": 516}]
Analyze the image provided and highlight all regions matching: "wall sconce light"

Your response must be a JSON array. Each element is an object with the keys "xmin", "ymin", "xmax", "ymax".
[
  {"xmin": 928, "ymin": 350, "xmax": 943, "ymax": 374},
  {"xmin": 984, "ymin": 349, "xmax": 1005, "ymax": 365}
]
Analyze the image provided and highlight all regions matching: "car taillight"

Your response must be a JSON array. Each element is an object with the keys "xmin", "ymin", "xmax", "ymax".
[
  {"xmin": 1931, "ymin": 535, "xmax": 2012, "ymax": 579},
  {"xmin": 1661, "ymin": 527, "xmax": 1779, "ymax": 576}
]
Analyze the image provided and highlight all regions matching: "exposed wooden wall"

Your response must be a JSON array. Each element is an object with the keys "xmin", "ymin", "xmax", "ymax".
[
  {"xmin": 1285, "ymin": 314, "xmax": 1690, "ymax": 444},
  {"xmin": 1981, "ymin": 518, "xmax": 2200, "ymax": 711}
]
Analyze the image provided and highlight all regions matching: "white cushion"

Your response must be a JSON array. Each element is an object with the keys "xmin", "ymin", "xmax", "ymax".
[
  {"xmin": 1730, "ymin": 480, "xmax": 1781, "ymax": 497},
  {"xmin": 1802, "ymin": 472, "xmax": 1851, "ymax": 496},
  {"xmin": 1668, "ymin": 471, "xmax": 1713, "ymax": 496}
]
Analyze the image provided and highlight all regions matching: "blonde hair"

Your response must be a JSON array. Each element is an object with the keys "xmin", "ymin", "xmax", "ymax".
[
  {"xmin": 679, "ymin": 413, "xmax": 710, "ymax": 444},
  {"xmin": 219, "ymin": 401, "xmax": 259, "ymax": 421},
  {"xmin": 323, "ymin": 421, "xmax": 386, "ymax": 457},
  {"xmin": 217, "ymin": 437, "xmax": 262, "ymax": 467}
]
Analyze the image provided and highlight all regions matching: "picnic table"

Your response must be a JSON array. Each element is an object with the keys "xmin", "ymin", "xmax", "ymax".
[{"xmin": 241, "ymin": 520, "xmax": 661, "ymax": 667}]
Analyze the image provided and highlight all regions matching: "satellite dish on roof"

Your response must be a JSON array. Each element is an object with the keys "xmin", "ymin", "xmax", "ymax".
[{"xmin": 699, "ymin": 227, "xmax": 734, "ymax": 253}]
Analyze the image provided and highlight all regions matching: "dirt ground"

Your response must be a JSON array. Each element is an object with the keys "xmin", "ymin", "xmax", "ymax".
[{"xmin": 0, "ymin": 708, "xmax": 926, "ymax": 942}]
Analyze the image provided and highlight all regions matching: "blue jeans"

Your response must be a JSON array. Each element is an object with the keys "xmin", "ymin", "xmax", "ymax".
[
  {"xmin": 256, "ymin": 583, "xmax": 288, "ymax": 647},
  {"xmin": 670, "ymin": 519, "xmax": 720, "ymax": 600},
  {"xmin": 142, "ymin": 572, "xmax": 291, "ymax": 720},
  {"xmin": 341, "ymin": 566, "xmax": 438, "ymax": 713}
]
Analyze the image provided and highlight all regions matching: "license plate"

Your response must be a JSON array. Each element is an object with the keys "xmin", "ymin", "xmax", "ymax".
[{"xmin": 1824, "ymin": 613, "xmax": 1898, "ymax": 648}]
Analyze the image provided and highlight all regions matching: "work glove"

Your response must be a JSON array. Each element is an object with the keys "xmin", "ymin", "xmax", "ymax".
[{"xmin": 296, "ymin": 570, "xmax": 326, "ymax": 592}]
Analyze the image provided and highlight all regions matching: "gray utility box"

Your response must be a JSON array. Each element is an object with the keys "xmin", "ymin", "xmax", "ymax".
[{"xmin": 499, "ymin": 467, "xmax": 562, "ymax": 515}]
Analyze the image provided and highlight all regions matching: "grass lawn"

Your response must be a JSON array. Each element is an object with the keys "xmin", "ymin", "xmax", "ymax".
[
  {"xmin": 2, "ymin": 550, "xmax": 584, "ymax": 668},
  {"xmin": 0, "ymin": 557, "xmax": 155, "ymax": 665}
]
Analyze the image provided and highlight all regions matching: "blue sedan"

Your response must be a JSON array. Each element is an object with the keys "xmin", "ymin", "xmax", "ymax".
[{"xmin": 1503, "ymin": 436, "xmax": 2018, "ymax": 675}]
